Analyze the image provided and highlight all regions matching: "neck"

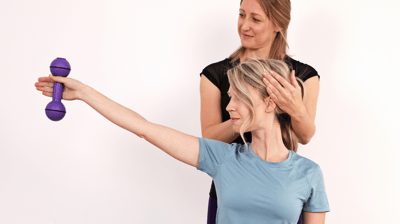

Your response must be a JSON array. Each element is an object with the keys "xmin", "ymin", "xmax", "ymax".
[
  {"xmin": 241, "ymin": 46, "xmax": 271, "ymax": 61},
  {"xmin": 250, "ymin": 119, "xmax": 289, "ymax": 162}
]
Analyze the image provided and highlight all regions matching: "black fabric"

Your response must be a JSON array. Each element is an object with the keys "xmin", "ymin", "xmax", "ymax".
[{"xmin": 200, "ymin": 56, "xmax": 319, "ymax": 200}]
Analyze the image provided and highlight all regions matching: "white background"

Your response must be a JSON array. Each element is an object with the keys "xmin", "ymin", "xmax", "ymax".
[{"xmin": 1, "ymin": 0, "xmax": 399, "ymax": 223}]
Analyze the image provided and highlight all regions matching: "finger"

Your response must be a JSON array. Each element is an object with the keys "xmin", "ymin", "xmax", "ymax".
[
  {"xmin": 38, "ymin": 76, "xmax": 54, "ymax": 83},
  {"xmin": 290, "ymin": 70, "xmax": 299, "ymax": 88},
  {"xmin": 265, "ymin": 71, "xmax": 286, "ymax": 93},
  {"xmin": 35, "ymin": 81, "xmax": 54, "ymax": 88},
  {"xmin": 36, "ymin": 86, "xmax": 53, "ymax": 94},
  {"xmin": 262, "ymin": 76, "xmax": 271, "ymax": 86},
  {"xmin": 265, "ymin": 79, "xmax": 281, "ymax": 101},
  {"xmin": 267, "ymin": 86, "xmax": 279, "ymax": 102},
  {"xmin": 42, "ymin": 91, "xmax": 52, "ymax": 97},
  {"xmin": 49, "ymin": 74, "xmax": 68, "ymax": 84},
  {"xmin": 36, "ymin": 85, "xmax": 53, "ymax": 97},
  {"xmin": 269, "ymin": 71, "xmax": 293, "ymax": 90}
]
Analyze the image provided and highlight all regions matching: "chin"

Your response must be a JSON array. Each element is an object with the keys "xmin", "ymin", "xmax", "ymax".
[
  {"xmin": 241, "ymin": 41, "xmax": 252, "ymax": 49},
  {"xmin": 241, "ymin": 38, "xmax": 257, "ymax": 47},
  {"xmin": 232, "ymin": 126, "xmax": 240, "ymax": 134}
]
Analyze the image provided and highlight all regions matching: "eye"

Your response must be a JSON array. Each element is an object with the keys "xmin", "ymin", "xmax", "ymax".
[
  {"xmin": 253, "ymin": 18, "xmax": 260, "ymax": 22},
  {"xmin": 239, "ymin": 13, "xmax": 245, "ymax": 17}
]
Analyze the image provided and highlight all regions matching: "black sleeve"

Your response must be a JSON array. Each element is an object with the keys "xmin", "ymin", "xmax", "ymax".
[
  {"xmin": 286, "ymin": 57, "xmax": 320, "ymax": 82},
  {"xmin": 296, "ymin": 64, "xmax": 320, "ymax": 82},
  {"xmin": 200, "ymin": 59, "xmax": 230, "ymax": 90}
]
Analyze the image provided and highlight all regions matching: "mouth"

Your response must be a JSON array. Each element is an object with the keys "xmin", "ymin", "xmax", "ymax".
[
  {"xmin": 242, "ymin": 33, "xmax": 253, "ymax": 39},
  {"xmin": 231, "ymin": 118, "xmax": 240, "ymax": 123}
]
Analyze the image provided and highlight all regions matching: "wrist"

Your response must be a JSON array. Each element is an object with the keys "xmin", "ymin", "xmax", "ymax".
[
  {"xmin": 78, "ymin": 84, "xmax": 91, "ymax": 102},
  {"xmin": 290, "ymin": 104, "xmax": 308, "ymax": 121}
]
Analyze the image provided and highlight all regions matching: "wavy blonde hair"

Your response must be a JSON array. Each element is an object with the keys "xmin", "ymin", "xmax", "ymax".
[
  {"xmin": 227, "ymin": 58, "xmax": 304, "ymax": 152},
  {"xmin": 230, "ymin": 0, "xmax": 291, "ymax": 62}
]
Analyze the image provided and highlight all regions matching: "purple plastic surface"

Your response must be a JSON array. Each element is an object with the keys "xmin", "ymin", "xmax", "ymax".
[
  {"xmin": 45, "ymin": 101, "xmax": 66, "ymax": 121},
  {"xmin": 50, "ymin": 58, "xmax": 71, "ymax": 77},
  {"xmin": 45, "ymin": 58, "xmax": 71, "ymax": 121}
]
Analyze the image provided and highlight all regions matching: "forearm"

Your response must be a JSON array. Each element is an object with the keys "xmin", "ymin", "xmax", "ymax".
[
  {"xmin": 290, "ymin": 105, "xmax": 316, "ymax": 145},
  {"xmin": 79, "ymin": 85, "xmax": 200, "ymax": 167},
  {"xmin": 202, "ymin": 120, "xmax": 239, "ymax": 143},
  {"xmin": 79, "ymin": 85, "xmax": 148, "ymax": 138}
]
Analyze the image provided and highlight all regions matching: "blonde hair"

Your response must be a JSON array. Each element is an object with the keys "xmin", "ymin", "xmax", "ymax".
[
  {"xmin": 230, "ymin": 0, "xmax": 291, "ymax": 61},
  {"xmin": 227, "ymin": 58, "xmax": 304, "ymax": 152}
]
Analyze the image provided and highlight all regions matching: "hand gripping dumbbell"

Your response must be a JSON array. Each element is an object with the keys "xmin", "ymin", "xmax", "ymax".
[{"xmin": 45, "ymin": 58, "xmax": 71, "ymax": 121}]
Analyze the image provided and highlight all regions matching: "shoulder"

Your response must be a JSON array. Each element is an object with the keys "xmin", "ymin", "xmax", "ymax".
[
  {"xmin": 200, "ymin": 58, "xmax": 236, "ymax": 89},
  {"xmin": 198, "ymin": 138, "xmax": 239, "ymax": 152},
  {"xmin": 197, "ymin": 138, "xmax": 241, "ymax": 165},
  {"xmin": 284, "ymin": 56, "xmax": 320, "ymax": 82},
  {"xmin": 291, "ymin": 152, "xmax": 321, "ymax": 183},
  {"xmin": 202, "ymin": 58, "xmax": 234, "ymax": 76}
]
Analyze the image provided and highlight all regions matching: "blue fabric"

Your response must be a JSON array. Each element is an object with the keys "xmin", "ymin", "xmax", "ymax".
[{"xmin": 197, "ymin": 138, "xmax": 330, "ymax": 224}]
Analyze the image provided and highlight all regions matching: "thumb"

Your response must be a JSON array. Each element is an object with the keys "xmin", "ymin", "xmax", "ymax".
[
  {"xmin": 290, "ymin": 70, "xmax": 298, "ymax": 87},
  {"xmin": 49, "ymin": 74, "xmax": 68, "ymax": 84}
]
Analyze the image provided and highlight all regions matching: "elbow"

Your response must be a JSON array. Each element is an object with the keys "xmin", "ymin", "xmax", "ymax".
[
  {"xmin": 201, "ymin": 127, "xmax": 211, "ymax": 139},
  {"xmin": 299, "ymin": 136, "xmax": 311, "ymax": 145},
  {"xmin": 298, "ymin": 126, "xmax": 316, "ymax": 145}
]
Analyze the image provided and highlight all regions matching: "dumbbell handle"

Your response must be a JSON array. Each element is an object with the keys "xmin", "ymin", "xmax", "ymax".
[{"xmin": 53, "ymin": 82, "xmax": 64, "ymax": 102}]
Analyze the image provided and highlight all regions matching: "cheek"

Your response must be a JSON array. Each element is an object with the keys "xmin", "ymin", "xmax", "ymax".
[
  {"xmin": 239, "ymin": 106, "xmax": 251, "ymax": 119},
  {"xmin": 254, "ymin": 26, "xmax": 269, "ymax": 39}
]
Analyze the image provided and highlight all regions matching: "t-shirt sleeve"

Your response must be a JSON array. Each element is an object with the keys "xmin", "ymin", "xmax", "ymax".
[
  {"xmin": 287, "ymin": 57, "xmax": 320, "ymax": 82},
  {"xmin": 196, "ymin": 137, "xmax": 234, "ymax": 178},
  {"xmin": 303, "ymin": 165, "xmax": 330, "ymax": 212},
  {"xmin": 200, "ymin": 59, "xmax": 231, "ymax": 90},
  {"xmin": 200, "ymin": 65, "xmax": 220, "ymax": 89},
  {"xmin": 298, "ymin": 65, "xmax": 320, "ymax": 82}
]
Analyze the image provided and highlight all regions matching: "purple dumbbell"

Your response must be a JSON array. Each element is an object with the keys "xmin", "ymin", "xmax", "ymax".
[{"xmin": 45, "ymin": 58, "xmax": 71, "ymax": 121}]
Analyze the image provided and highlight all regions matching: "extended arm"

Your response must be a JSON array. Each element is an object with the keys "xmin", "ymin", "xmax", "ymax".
[
  {"xmin": 200, "ymin": 75, "xmax": 239, "ymax": 143},
  {"xmin": 36, "ymin": 75, "xmax": 200, "ymax": 167}
]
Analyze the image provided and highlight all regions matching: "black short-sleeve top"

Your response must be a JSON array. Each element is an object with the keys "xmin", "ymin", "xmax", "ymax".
[{"xmin": 200, "ymin": 56, "xmax": 319, "ymax": 145}]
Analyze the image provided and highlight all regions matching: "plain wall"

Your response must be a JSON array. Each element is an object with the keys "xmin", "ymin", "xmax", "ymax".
[{"xmin": 1, "ymin": 0, "xmax": 399, "ymax": 223}]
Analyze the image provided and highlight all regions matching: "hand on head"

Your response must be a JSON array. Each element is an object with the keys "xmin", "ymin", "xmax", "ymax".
[
  {"xmin": 262, "ymin": 70, "xmax": 304, "ymax": 116},
  {"xmin": 35, "ymin": 74, "xmax": 84, "ymax": 101}
]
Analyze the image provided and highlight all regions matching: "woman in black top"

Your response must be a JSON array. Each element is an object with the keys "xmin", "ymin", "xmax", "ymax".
[{"xmin": 200, "ymin": 0, "xmax": 321, "ymax": 223}]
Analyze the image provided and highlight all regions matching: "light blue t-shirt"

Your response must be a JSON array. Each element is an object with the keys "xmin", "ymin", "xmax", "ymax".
[{"xmin": 197, "ymin": 138, "xmax": 330, "ymax": 224}]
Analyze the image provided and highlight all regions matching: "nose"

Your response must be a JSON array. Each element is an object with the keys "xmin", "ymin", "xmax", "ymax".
[
  {"xmin": 241, "ymin": 17, "xmax": 250, "ymax": 32},
  {"xmin": 226, "ymin": 99, "xmax": 235, "ymax": 113}
]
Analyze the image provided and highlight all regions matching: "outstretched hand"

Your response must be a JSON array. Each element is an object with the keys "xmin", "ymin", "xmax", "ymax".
[
  {"xmin": 35, "ymin": 74, "xmax": 84, "ymax": 101},
  {"xmin": 262, "ymin": 70, "xmax": 304, "ymax": 116}
]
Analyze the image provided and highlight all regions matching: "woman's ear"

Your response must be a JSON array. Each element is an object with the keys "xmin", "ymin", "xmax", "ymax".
[
  {"xmin": 264, "ymin": 97, "xmax": 276, "ymax": 113},
  {"xmin": 273, "ymin": 23, "xmax": 282, "ymax": 33}
]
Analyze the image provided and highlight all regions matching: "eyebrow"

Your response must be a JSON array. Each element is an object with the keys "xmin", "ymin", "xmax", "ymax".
[{"xmin": 239, "ymin": 9, "xmax": 263, "ymax": 17}]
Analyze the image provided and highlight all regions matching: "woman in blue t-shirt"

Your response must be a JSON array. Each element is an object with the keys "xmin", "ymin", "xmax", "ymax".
[{"xmin": 35, "ymin": 57, "xmax": 329, "ymax": 224}]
